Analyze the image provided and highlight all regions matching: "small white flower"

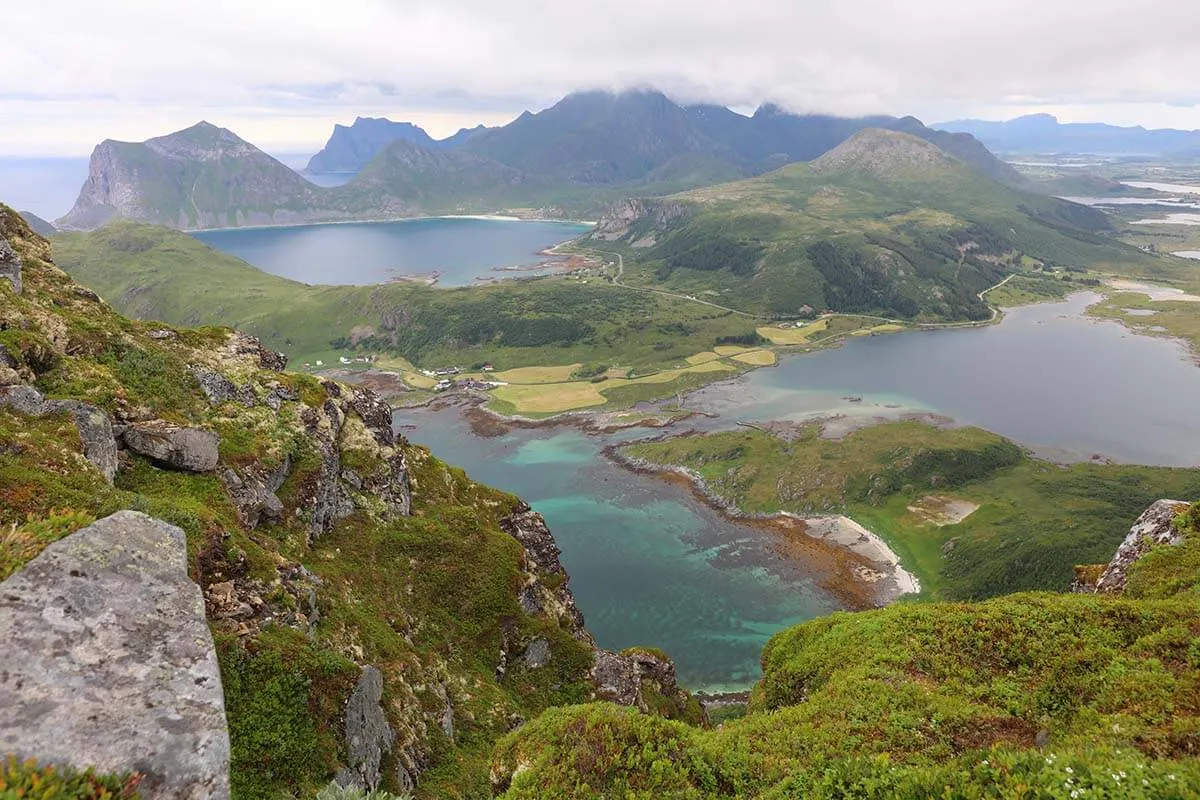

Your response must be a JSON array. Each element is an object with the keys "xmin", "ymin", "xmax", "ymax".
[
  {"xmin": 1066, "ymin": 767, "xmax": 1074, "ymax": 774},
  {"xmin": 1071, "ymin": 791, "xmax": 1079, "ymax": 799},
  {"xmin": 1120, "ymin": 771, "xmax": 1127, "ymax": 778}
]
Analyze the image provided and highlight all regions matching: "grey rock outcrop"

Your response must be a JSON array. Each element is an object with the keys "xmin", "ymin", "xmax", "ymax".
[
  {"xmin": 590, "ymin": 649, "xmax": 682, "ymax": 709},
  {"xmin": 500, "ymin": 506, "xmax": 586, "ymax": 634},
  {"xmin": 0, "ymin": 235, "xmax": 21, "ymax": 294},
  {"xmin": 0, "ymin": 384, "xmax": 118, "ymax": 482},
  {"xmin": 190, "ymin": 366, "xmax": 256, "ymax": 407},
  {"xmin": 592, "ymin": 198, "xmax": 690, "ymax": 241},
  {"xmin": 221, "ymin": 464, "xmax": 287, "ymax": 529},
  {"xmin": 0, "ymin": 511, "xmax": 230, "ymax": 799},
  {"xmin": 124, "ymin": 421, "xmax": 220, "ymax": 472},
  {"xmin": 335, "ymin": 666, "xmax": 395, "ymax": 792},
  {"xmin": 1091, "ymin": 499, "xmax": 1190, "ymax": 594}
]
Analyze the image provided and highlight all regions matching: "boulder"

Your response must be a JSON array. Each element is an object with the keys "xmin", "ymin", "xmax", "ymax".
[
  {"xmin": 124, "ymin": 421, "xmax": 220, "ymax": 472},
  {"xmin": 0, "ymin": 511, "xmax": 230, "ymax": 799},
  {"xmin": 0, "ymin": 234, "xmax": 21, "ymax": 294},
  {"xmin": 0, "ymin": 385, "xmax": 118, "ymax": 483},
  {"xmin": 59, "ymin": 400, "xmax": 119, "ymax": 484}
]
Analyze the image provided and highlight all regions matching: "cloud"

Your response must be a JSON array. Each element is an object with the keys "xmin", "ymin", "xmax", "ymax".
[{"xmin": 6, "ymin": 0, "xmax": 1200, "ymax": 154}]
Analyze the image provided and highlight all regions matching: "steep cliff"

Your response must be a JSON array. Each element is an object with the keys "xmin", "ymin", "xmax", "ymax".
[
  {"xmin": 56, "ymin": 122, "xmax": 341, "ymax": 231},
  {"xmin": 0, "ymin": 204, "xmax": 695, "ymax": 798}
]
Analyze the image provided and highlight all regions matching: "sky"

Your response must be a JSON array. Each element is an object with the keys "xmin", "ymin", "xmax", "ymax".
[{"xmin": 5, "ymin": 0, "xmax": 1200, "ymax": 156}]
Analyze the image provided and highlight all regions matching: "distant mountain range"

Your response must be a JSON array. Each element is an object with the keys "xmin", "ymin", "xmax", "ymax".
[
  {"xmin": 59, "ymin": 89, "xmax": 1025, "ymax": 231},
  {"xmin": 937, "ymin": 114, "xmax": 1200, "ymax": 157}
]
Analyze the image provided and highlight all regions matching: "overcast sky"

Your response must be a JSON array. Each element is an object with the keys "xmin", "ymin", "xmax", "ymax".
[{"xmin": 6, "ymin": 0, "xmax": 1200, "ymax": 156}]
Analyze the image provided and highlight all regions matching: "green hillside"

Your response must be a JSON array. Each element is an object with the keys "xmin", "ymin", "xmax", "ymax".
[
  {"xmin": 597, "ymin": 129, "xmax": 1169, "ymax": 318},
  {"xmin": 49, "ymin": 221, "xmax": 760, "ymax": 372}
]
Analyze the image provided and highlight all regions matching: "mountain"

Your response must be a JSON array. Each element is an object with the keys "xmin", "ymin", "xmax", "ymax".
[
  {"xmin": 594, "ymin": 129, "xmax": 1156, "ymax": 318},
  {"xmin": 58, "ymin": 92, "xmax": 1025, "ymax": 231},
  {"xmin": 17, "ymin": 210, "xmax": 55, "ymax": 236},
  {"xmin": 458, "ymin": 89, "xmax": 736, "ymax": 184},
  {"xmin": 57, "ymin": 121, "xmax": 345, "ymax": 230},
  {"xmin": 938, "ymin": 113, "xmax": 1200, "ymax": 156},
  {"xmin": 305, "ymin": 116, "xmax": 440, "ymax": 173},
  {"xmin": 347, "ymin": 137, "xmax": 537, "ymax": 210}
]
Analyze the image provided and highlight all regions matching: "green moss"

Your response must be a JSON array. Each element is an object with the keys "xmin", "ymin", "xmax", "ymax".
[
  {"xmin": 494, "ymin": 593, "xmax": 1200, "ymax": 798},
  {"xmin": 218, "ymin": 628, "xmax": 358, "ymax": 800}
]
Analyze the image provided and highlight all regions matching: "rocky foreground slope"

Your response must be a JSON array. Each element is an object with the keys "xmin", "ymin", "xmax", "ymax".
[{"xmin": 0, "ymin": 205, "xmax": 696, "ymax": 798}]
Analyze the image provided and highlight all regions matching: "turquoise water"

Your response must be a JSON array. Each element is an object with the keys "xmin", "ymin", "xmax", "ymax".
[
  {"xmin": 193, "ymin": 218, "xmax": 592, "ymax": 287},
  {"xmin": 392, "ymin": 413, "xmax": 839, "ymax": 691},
  {"xmin": 394, "ymin": 293, "xmax": 1200, "ymax": 690}
]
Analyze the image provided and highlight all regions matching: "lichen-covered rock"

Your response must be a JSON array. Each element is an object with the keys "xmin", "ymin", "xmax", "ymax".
[
  {"xmin": 225, "ymin": 331, "xmax": 288, "ymax": 371},
  {"xmin": 0, "ymin": 511, "xmax": 229, "ymax": 799},
  {"xmin": 335, "ymin": 666, "xmax": 395, "ymax": 792},
  {"xmin": 500, "ymin": 506, "xmax": 587, "ymax": 635},
  {"xmin": 1089, "ymin": 499, "xmax": 1190, "ymax": 594},
  {"xmin": 221, "ymin": 460, "xmax": 288, "ymax": 529},
  {"xmin": 0, "ymin": 234, "xmax": 22, "ymax": 294},
  {"xmin": 123, "ymin": 420, "xmax": 220, "ymax": 472},
  {"xmin": 0, "ymin": 384, "xmax": 118, "ymax": 482},
  {"xmin": 190, "ymin": 365, "xmax": 256, "ymax": 407},
  {"xmin": 590, "ymin": 649, "xmax": 680, "ymax": 709}
]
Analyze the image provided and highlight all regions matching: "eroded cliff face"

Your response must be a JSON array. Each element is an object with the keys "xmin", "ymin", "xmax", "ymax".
[
  {"xmin": 590, "ymin": 197, "xmax": 693, "ymax": 244},
  {"xmin": 56, "ymin": 122, "xmax": 342, "ymax": 231},
  {"xmin": 0, "ymin": 203, "xmax": 697, "ymax": 797}
]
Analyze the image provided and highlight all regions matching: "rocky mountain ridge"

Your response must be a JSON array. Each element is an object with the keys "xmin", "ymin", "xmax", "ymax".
[{"xmin": 57, "ymin": 89, "xmax": 1024, "ymax": 231}]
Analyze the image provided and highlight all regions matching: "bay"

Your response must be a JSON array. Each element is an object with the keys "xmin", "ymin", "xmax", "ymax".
[{"xmin": 193, "ymin": 218, "xmax": 591, "ymax": 287}]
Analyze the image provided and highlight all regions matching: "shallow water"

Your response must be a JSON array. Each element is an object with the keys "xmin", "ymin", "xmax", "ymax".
[
  {"xmin": 393, "ymin": 408, "xmax": 841, "ymax": 691},
  {"xmin": 394, "ymin": 293, "xmax": 1200, "ymax": 688},
  {"xmin": 193, "ymin": 218, "xmax": 591, "ymax": 287}
]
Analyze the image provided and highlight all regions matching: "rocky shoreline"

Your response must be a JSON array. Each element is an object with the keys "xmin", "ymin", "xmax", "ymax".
[{"xmin": 605, "ymin": 443, "xmax": 922, "ymax": 606}]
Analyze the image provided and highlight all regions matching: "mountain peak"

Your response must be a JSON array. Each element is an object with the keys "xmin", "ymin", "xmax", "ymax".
[{"xmin": 812, "ymin": 128, "xmax": 959, "ymax": 177}]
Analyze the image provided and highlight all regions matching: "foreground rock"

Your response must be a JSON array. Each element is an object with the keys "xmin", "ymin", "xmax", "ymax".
[
  {"xmin": 0, "ymin": 511, "xmax": 230, "ymax": 799},
  {"xmin": 123, "ymin": 421, "xmax": 220, "ymax": 472}
]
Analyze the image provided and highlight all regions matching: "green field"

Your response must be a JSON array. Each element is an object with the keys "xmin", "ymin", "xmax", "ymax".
[{"xmin": 625, "ymin": 422, "xmax": 1200, "ymax": 600}]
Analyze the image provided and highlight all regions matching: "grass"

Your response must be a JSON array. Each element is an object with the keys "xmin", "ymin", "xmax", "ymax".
[
  {"xmin": 490, "ymin": 382, "xmax": 608, "ymax": 414},
  {"xmin": 492, "ymin": 364, "xmax": 583, "ymax": 383},
  {"xmin": 730, "ymin": 349, "xmax": 777, "ymax": 366},
  {"xmin": 757, "ymin": 319, "xmax": 829, "ymax": 345},
  {"xmin": 493, "ymin": 590, "xmax": 1200, "ymax": 798},
  {"xmin": 625, "ymin": 422, "xmax": 1200, "ymax": 600},
  {"xmin": 602, "ymin": 137, "xmax": 1167, "ymax": 319},
  {"xmin": 49, "ymin": 222, "xmax": 759, "ymax": 373}
]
